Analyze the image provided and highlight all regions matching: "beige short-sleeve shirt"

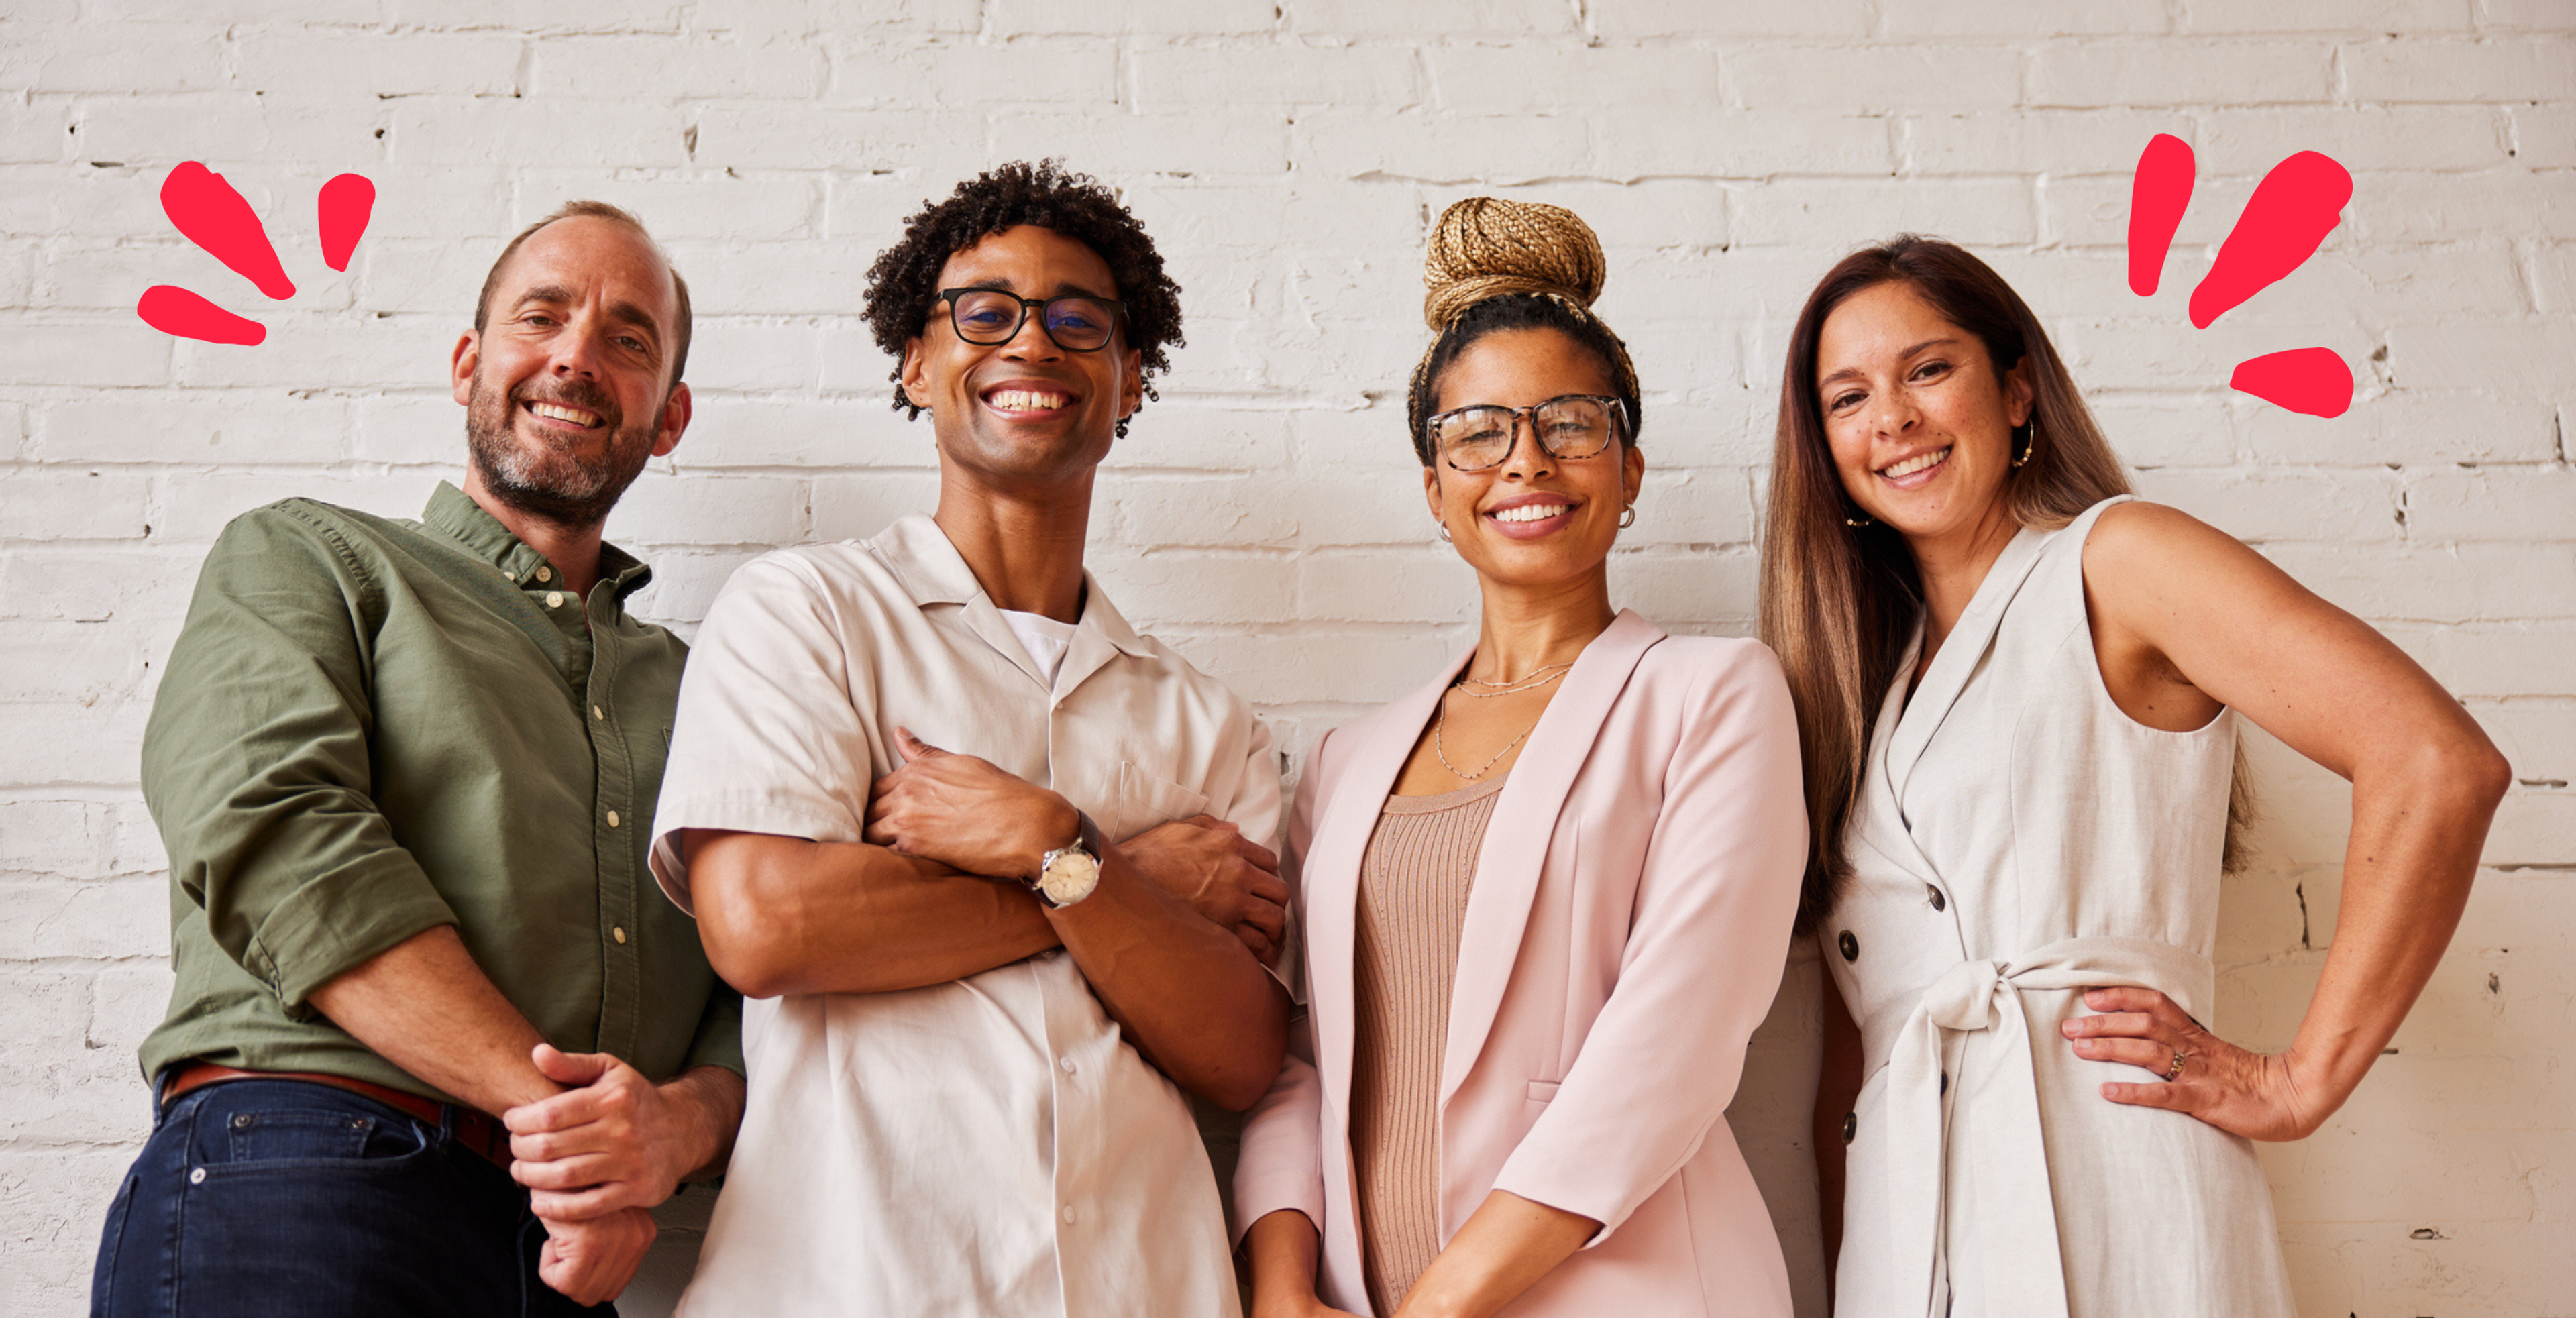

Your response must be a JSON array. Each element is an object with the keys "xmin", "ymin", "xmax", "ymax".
[{"xmin": 651, "ymin": 514, "xmax": 1281, "ymax": 1317}]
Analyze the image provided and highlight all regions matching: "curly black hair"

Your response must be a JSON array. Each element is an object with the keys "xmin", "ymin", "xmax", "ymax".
[{"xmin": 861, "ymin": 160, "xmax": 1184, "ymax": 439}]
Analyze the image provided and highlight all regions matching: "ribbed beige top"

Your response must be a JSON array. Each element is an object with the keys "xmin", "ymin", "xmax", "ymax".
[{"xmin": 1350, "ymin": 771, "xmax": 1509, "ymax": 1315}]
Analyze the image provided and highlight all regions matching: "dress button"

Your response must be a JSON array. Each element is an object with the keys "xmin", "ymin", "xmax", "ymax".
[
  {"xmin": 1841, "ymin": 1111, "xmax": 1857, "ymax": 1145},
  {"xmin": 535, "ymin": 566, "xmax": 552, "ymax": 583},
  {"xmin": 1838, "ymin": 930, "xmax": 1860, "ymax": 962},
  {"xmin": 592, "ymin": 705, "xmax": 605, "ymax": 721},
  {"xmin": 189, "ymin": 1167, "xmax": 207, "ymax": 1185},
  {"xmin": 1927, "ymin": 885, "xmax": 1947, "ymax": 912},
  {"xmin": 1061, "ymin": 1204, "xmax": 1078, "ymax": 1225},
  {"xmin": 1059, "ymin": 1056, "xmax": 1077, "ymax": 1074},
  {"xmin": 605, "ymin": 810, "xmax": 621, "ymax": 828},
  {"xmin": 545, "ymin": 591, "xmax": 564, "ymax": 608},
  {"xmin": 612, "ymin": 926, "xmax": 627, "ymax": 945}
]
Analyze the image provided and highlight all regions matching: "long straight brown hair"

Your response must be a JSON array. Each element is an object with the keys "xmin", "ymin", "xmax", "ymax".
[{"xmin": 1760, "ymin": 235, "xmax": 2249, "ymax": 934}]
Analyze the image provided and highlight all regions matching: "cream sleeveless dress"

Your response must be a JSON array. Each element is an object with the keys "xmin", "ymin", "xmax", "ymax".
[{"xmin": 1824, "ymin": 497, "xmax": 2297, "ymax": 1318}]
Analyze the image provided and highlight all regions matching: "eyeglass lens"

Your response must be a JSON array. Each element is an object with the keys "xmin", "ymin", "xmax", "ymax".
[
  {"xmin": 1434, "ymin": 397, "xmax": 1619, "ymax": 470},
  {"xmin": 948, "ymin": 289, "xmax": 1118, "ymax": 351}
]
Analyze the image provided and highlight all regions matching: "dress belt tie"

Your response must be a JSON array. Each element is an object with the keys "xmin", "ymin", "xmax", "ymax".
[{"xmin": 1858, "ymin": 936, "xmax": 2215, "ymax": 1318}]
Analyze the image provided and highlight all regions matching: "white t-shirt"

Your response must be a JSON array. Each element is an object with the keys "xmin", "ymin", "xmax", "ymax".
[
  {"xmin": 1000, "ymin": 606, "xmax": 1077, "ymax": 686},
  {"xmin": 651, "ymin": 514, "xmax": 1280, "ymax": 1318}
]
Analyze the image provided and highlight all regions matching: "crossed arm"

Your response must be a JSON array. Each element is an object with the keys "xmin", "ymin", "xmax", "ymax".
[{"xmin": 684, "ymin": 728, "xmax": 1291, "ymax": 1111}]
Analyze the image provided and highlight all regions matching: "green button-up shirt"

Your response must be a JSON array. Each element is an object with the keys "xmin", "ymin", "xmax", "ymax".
[{"xmin": 138, "ymin": 482, "xmax": 741, "ymax": 1101}]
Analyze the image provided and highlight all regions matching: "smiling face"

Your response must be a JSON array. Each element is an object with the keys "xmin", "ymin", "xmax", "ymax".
[
  {"xmin": 1815, "ymin": 280, "xmax": 2032, "ymax": 547},
  {"xmin": 451, "ymin": 215, "xmax": 690, "ymax": 528},
  {"xmin": 1423, "ymin": 327, "xmax": 1644, "ymax": 591},
  {"xmin": 899, "ymin": 224, "xmax": 1145, "ymax": 492}
]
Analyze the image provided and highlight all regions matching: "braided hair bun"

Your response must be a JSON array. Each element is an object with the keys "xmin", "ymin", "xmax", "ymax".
[
  {"xmin": 1421, "ymin": 197, "xmax": 1608, "ymax": 329},
  {"xmin": 1404, "ymin": 197, "xmax": 1642, "ymax": 464}
]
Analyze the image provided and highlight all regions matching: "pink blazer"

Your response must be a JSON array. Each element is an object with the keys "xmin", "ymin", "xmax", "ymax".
[{"xmin": 1235, "ymin": 611, "xmax": 1809, "ymax": 1316}]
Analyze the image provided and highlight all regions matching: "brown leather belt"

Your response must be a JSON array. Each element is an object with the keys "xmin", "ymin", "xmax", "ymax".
[{"xmin": 161, "ymin": 1062, "xmax": 513, "ymax": 1168}]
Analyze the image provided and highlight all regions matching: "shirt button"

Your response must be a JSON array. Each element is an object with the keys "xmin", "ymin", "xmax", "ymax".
[
  {"xmin": 605, "ymin": 810, "xmax": 621, "ymax": 828},
  {"xmin": 545, "ymin": 591, "xmax": 564, "ymax": 608},
  {"xmin": 189, "ymin": 1167, "xmax": 207, "ymax": 1185},
  {"xmin": 1059, "ymin": 1056, "xmax": 1077, "ymax": 1074},
  {"xmin": 612, "ymin": 926, "xmax": 627, "ymax": 944},
  {"xmin": 535, "ymin": 566, "xmax": 552, "ymax": 582},
  {"xmin": 592, "ymin": 705, "xmax": 605, "ymax": 721},
  {"xmin": 1838, "ymin": 930, "xmax": 1860, "ymax": 962},
  {"xmin": 1061, "ymin": 1204, "xmax": 1078, "ymax": 1225},
  {"xmin": 1841, "ymin": 1111, "xmax": 1857, "ymax": 1145},
  {"xmin": 1927, "ymin": 885, "xmax": 1947, "ymax": 912}
]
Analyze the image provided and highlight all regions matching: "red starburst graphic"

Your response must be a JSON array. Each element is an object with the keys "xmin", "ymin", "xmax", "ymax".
[
  {"xmin": 2127, "ymin": 134, "xmax": 2355, "ymax": 418},
  {"xmin": 135, "ymin": 162, "xmax": 376, "ymax": 347}
]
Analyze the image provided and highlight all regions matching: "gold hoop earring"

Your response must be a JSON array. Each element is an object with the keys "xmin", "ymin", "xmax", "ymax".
[
  {"xmin": 2012, "ymin": 420, "xmax": 2037, "ymax": 468},
  {"xmin": 1619, "ymin": 504, "xmax": 1637, "ymax": 529}
]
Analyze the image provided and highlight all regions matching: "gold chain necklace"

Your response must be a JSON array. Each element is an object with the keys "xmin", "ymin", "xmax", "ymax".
[
  {"xmin": 1432, "ymin": 688, "xmax": 1537, "ymax": 781},
  {"xmin": 1452, "ymin": 661, "xmax": 1573, "ymax": 698}
]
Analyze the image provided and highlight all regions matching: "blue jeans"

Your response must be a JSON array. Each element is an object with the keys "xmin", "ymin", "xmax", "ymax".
[{"xmin": 90, "ymin": 1077, "xmax": 612, "ymax": 1317}]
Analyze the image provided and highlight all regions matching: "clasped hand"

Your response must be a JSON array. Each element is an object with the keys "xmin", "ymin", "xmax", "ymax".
[
  {"xmin": 502, "ymin": 1044, "xmax": 696, "ymax": 1305},
  {"xmin": 2063, "ymin": 986, "xmax": 2327, "ymax": 1141}
]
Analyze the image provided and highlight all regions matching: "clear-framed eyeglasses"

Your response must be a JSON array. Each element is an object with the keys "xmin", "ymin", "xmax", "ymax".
[
  {"xmin": 939, "ymin": 287, "xmax": 1125, "ymax": 353},
  {"xmin": 1426, "ymin": 394, "xmax": 1628, "ymax": 472}
]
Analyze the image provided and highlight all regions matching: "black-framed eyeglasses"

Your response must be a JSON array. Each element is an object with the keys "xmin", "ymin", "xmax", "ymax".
[
  {"xmin": 1425, "ymin": 394, "xmax": 1627, "ymax": 472},
  {"xmin": 938, "ymin": 287, "xmax": 1125, "ymax": 353}
]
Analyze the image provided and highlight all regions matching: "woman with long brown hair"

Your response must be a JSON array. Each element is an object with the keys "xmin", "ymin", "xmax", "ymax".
[{"xmin": 1760, "ymin": 235, "xmax": 2508, "ymax": 1317}]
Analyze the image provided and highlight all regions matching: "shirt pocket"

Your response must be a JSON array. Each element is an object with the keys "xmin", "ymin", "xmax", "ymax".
[{"xmin": 1109, "ymin": 760, "xmax": 1212, "ymax": 842}]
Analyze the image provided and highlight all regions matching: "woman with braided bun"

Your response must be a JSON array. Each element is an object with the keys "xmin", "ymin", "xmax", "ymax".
[
  {"xmin": 1232, "ymin": 197, "xmax": 1807, "ymax": 1318},
  {"xmin": 1765, "ymin": 237, "xmax": 2506, "ymax": 1317}
]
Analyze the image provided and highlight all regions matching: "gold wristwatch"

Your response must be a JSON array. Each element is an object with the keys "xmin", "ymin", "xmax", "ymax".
[{"xmin": 1030, "ymin": 811, "xmax": 1104, "ymax": 909}]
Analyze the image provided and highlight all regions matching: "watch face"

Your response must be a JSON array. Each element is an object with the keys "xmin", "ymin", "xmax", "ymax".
[{"xmin": 1038, "ymin": 848, "xmax": 1102, "ymax": 907}]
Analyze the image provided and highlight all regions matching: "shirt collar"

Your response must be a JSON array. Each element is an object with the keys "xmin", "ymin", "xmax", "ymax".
[
  {"xmin": 421, "ymin": 480, "xmax": 654, "ymax": 599},
  {"xmin": 873, "ymin": 512, "xmax": 1152, "ymax": 659}
]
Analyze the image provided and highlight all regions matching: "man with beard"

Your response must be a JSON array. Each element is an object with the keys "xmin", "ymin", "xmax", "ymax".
[
  {"xmin": 91, "ymin": 201, "xmax": 745, "ymax": 1317},
  {"xmin": 647, "ymin": 162, "xmax": 1289, "ymax": 1315}
]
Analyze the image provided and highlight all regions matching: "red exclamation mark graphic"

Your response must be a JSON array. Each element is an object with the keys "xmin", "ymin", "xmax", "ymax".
[
  {"xmin": 2127, "ymin": 134, "xmax": 2194, "ymax": 297},
  {"xmin": 158, "ymin": 162, "xmax": 297, "ymax": 300},
  {"xmin": 135, "ymin": 165, "xmax": 380, "ymax": 348},
  {"xmin": 319, "ymin": 174, "xmax": 376, "ymax": 273},
  {"xmin": 2128, "ymin": 142, "xmax": 2356, "ymax": 419},
  {"xmin": 136, "ymin": 286, "xmax": 268, "ymax": 346},
  {"xmin": 2188, "ymin": 152, "xmax": 2352, "ymax": 329}
]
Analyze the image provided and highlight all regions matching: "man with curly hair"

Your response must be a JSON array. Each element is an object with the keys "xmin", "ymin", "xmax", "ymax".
[{"xmin": 648, "ymin": 161, "xmax": 1290, "ymax": 1315}]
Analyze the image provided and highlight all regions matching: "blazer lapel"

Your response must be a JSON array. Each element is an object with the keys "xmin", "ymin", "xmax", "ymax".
[
  {"xmin": 1852, "ymin": 628, "xmax": 1950, "ymax": 886},
  {"xmin": 1439, "ymin": 610, "xmax": 1664, "ymax": 1109},
  {"xmin": 1880, "ymin": 524, "xmax": 2054, "ymax": 805},
  {"xmin": 1304, "ymin": 648, "xmax": 1470, "ymax": 1121}
]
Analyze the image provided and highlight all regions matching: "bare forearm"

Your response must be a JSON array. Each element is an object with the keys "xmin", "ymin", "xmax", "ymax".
[
  {"xmin": 308, "ymin": 924, "xmax": 558, "ymax": 1114},
  {"xmin": 1395, "ymin": 1191, "xmax": 1599, "ymax": 1318},
  {"xmin": 2294, "ymin": 745, "xmax": 2504, "ymax": 1103},
  {"xmin": 1050, "ymin": 844, "xmax": 1289, "ymax": 1110},
  {"xmin": 1246, "ymin": 1209, "xmax": 1326, "ymax": 1313},
  {"xmin": 660, "ymin": 1064, "xmax": 747, "ymax": 1182},
  {"xmin": 688, "ymin": 831, "xmax": 1061, "ymax": 997}
]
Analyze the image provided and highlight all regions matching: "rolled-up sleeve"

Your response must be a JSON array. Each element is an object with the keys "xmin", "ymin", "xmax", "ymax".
[
  {"xmin": 1231, "ymin": 730, "xmax": 1332, "ymax": 1244},
  {"xmin": 1488, "ymin": 643, "xmax": 1809, "ymax": 1245},
  {"xmin": 142, "ymin": 506, "xmax": 459, "ymax": 1014}
]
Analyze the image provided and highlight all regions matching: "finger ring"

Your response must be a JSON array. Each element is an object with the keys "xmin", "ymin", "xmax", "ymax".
[{"xmin": 2161, "ymin": 1046, "xmax": 2187, "ymax": 1082}]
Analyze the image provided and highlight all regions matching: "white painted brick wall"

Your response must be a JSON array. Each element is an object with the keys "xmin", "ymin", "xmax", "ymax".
[{"xmin": 3, "ymin": 5, "xmax": 2569, "ymax": 1316}]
